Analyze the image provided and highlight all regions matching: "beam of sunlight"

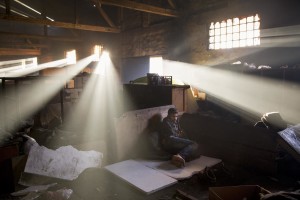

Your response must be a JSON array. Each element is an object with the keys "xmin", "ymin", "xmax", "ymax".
[
  {"xmin": 261, "ymin": 25, "xmax": 300, "ymax": 47},
  {"xmin": 261, "ymin": 35, "xmax": 300, "ymax": 47},
  {"xmin": 163, "ymin": 60, "xmax": 300, "ymax": 125},
  {"xmin": 63, "ymin": 52, "xmax": 126, "ymax": 134},
  {"xmin": 261, "ymin": 25, "xmax": 300, "ymax": 38},
  {"xmin": 0, "ymin": 55, "xmax": 94, "ymax": 144},
  {"xmin": 62, "ymin": 52, "xmax": 133, "ymax": 163}
]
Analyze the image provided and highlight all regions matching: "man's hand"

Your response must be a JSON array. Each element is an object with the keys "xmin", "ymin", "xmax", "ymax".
[{"xmin": 178, "ymin": 130, "xmax": 185, "ymax": 137}]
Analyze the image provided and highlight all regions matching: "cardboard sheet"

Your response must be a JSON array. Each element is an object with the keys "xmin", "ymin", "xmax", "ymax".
[
  {"xmin": 104, "ymin": 160, "xmax": 177, "ymax": 194},
  {"xmin": 136, "ymin": 156, "xmax": 222, "ymax": 180}
]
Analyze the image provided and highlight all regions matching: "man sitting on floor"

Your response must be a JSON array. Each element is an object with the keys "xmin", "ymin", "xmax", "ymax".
[{"xmin": 161, "ymin": 107, "xmax": 200, "ymax": 167}]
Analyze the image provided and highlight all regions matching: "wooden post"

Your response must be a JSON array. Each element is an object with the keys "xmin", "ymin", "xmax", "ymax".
[
  {"xmin": 60, "ymin": 86, "xmax": 64, "ymax": 124},
  {"xmin": 5, "ymin": 0, "xmax": 10, "ymax": 15},
  {"xmin": 1, "ymin": 78, "xmax": 7, "ymax": 131}
]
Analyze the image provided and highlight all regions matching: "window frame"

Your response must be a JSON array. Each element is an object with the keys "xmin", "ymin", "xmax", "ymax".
[{"xmin": 208, "ymin": 14, "xmax": 261, "ymax": 50}]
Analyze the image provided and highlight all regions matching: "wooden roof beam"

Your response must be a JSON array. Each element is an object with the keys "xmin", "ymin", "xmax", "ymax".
[
  {"xmin": 0, "ymin": 31, "xmax": 82, "ymax": 42},
  {"xmin": 0, "ymin": 14, "xmax": 120, "ymax": 33},
  {"xmin": 0, "ymin": 48, "xmax": 41, "ymax": 56},
  {"xmin": 2, "ymin": 42, "xmax": 48, "ymax": 48},
  {"xmin": 5, "ymin": 0, "xmax": 10, "ymax": 15},
  {"xmin": 95, "ymin": 0, "xmax": 179, "ymax": 17}
]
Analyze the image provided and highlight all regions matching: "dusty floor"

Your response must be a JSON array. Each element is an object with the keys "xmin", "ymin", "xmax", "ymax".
[
  {"xmin": 2, "ymin": 160, "xmax": 298, "ymax": 200},
  {"xmin": 66, "ymin": 163, "xmax": 299, "ymax": 200}
]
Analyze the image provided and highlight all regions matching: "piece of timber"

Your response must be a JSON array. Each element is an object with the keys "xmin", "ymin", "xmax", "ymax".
[
  {"xmin": 0, "ymin": 14, "xmax": 120, "ymax": 33},
  {"xmin": 0, "ymin": 48, "xmax": 41, "ymax": 56}
]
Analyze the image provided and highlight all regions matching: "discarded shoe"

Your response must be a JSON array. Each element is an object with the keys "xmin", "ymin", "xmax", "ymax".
[{"xmin": 171, "ymin": 154, "xmax": 185, "ymax": 168}]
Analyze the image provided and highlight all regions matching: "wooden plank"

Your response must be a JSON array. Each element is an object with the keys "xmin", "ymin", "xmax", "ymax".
[
  {"xmin": 1, "ymin": 43, "xmax": 48, "ymax": 48},
  {"xmin": 0, "ymin": 48, "xmax": 41, "ymax": 56},
  {"xmin": 96, "ymin": 0, "xmax": 179, "ymax": 17},
  {"xmin": 105, "ymin": 160, "xmax": 177, "ymax": 194},
  {"xmin": 0, "ymin": 31, "xmax": 81, "ymax": 42},
  {"xmin": 0, "ymin": 14, "xmax": 120, "ymax": 33}
]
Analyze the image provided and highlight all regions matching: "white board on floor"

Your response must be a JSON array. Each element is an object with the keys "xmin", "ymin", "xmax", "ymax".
[
  {"xmin": 136, "ymin": 156, "xmax": 222, "ymax": 180},
  {"xmin": 104, "ymin": 160, "xmax": 177, "ymax": 194}
]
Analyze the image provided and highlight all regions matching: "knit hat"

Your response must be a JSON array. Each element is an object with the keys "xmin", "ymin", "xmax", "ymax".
[{"xmin": 168, "ymin": 107, "xmax": 178, "ymax": 115}]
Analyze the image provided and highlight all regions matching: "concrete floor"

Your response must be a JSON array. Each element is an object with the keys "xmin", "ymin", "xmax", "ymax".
[
  {"xmin": 0, "ymin": 159, "xmax": 299, "ymax": 200},
  {"xmin": 67, "ymin": 161, "xmax": 299, "ymax": 200}
]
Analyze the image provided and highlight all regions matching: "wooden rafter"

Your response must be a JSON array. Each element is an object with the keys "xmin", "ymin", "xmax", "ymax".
[
  {"xmin": 94, "ymin": 0, "xmax": 179, "ymax": 17},
  {"xmin": 167, "ymin": 0, "xmax": 177, "ymax": 9},
  {"xmin": 0, "ymin": 31, "xmax": 82, "ymax": 42},
  {"xmin": 0, "ymin": 14, "xmax": 120, "ymax": 33},
  {"xmin": 3, "ymin": 42, "xmax": 48, "ymax": 48},
  {"xmin": 5, "ymin": 0, "xmax": 10, "ymax": 15},
  {"xmin": 96, "ymin": 2, "xmax": 117, "ymax": 28},
  {"xmin": 0, "ymin": 48, "xmax": 41, "ymax": 56}
]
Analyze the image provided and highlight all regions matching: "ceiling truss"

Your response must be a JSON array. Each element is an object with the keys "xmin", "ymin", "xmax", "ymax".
[
  {"xmin": 93, "ymin": 0, "xmax": 179, "ymax": 17},
  {"xmin": 0, "ymin": 0, "xmax": 178, "ymax": 57}
]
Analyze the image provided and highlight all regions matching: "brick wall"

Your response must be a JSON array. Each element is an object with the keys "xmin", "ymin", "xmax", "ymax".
[{"xmin": 120, "ymin": 0, "xmax": 300, "ymax": 66}]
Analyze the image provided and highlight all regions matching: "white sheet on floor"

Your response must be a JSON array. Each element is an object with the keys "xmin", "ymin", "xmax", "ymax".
[
  {"xmin": 104, "ymin": 160, "xmax": 177, "ymax": 194},
  {"xmin": 136, "ymin": 156, "xmax": 222, "ymax": 180},
  {"xmin": 25, "ymin": 145, "xmax": 103, "ymax": 180}
]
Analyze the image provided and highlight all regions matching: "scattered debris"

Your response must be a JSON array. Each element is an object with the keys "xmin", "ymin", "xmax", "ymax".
[
  {"xmin": 11, "ymin": 183, "xmax": 57, "ymax": 196},
  {"xmin": 173, "ymin": 189, "xmax": 198, "ymax": 200}
]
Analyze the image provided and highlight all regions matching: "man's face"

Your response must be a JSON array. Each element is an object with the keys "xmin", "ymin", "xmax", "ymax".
[{"xmin": 169, "ymin": 113, "xmax": 178, "ymax": 122}]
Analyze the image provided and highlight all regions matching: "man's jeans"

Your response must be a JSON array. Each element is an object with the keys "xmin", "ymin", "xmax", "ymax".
[{"xmin": 163, "ymin": 136, "xmax": 199, "ymax": 161}]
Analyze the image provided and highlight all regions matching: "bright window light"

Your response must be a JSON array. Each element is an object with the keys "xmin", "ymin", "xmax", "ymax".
[
  {"xmin": 150, "ymin": 56, "xmax": 163, "ymax": 75},
  {"xmin": 102, "ymin": 50, "xmax": 110, "ymax": 59},
  {"xmin": 209, "ymin": 14, "xmax": 260, "ymax": 49},
  {"xmin": 66, "ymin": 50, "xmax": 76, "ymax": 65},
  {"xmin": 93, "ymin": 45, "xmax": 103, "ymax": 61}
]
